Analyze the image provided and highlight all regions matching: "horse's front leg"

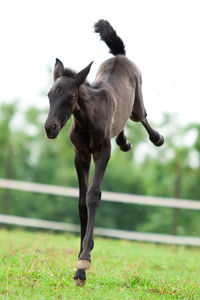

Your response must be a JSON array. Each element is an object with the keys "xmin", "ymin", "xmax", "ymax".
[
  {"xmin": 73, "ymin": 149, "xmax": 91, "ymax": 285},
  {"xmin": 74, "ymin": 140, "xmax": 111, "ymax": 285}
]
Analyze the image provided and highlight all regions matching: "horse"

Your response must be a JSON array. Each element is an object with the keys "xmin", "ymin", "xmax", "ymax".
[{"xmin": 44, "ymin": 19, "xmax": 164, "ymax": 286}]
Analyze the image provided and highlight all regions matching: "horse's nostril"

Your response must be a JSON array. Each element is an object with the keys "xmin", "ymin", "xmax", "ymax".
[
  {"xmin": 44, "ymin": 124, "xmax": 49, "ymax": 133},
  {"xmin": 45, "ymin": 123, "xmax": 57, "ymax": 132}
]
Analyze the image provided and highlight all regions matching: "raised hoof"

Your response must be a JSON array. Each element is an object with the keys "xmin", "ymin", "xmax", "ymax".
[
  {"xmin": 150, "ymin": 135, "xmax": 164, "ymax": 147},
  {"xmin": 74, "ymin": 268, "xmax": 86, "ymax": 287},
  {"xmin": 74, "ymin": 279, "xmax": 86, "ymax": 287},
  {"xmin": 120, "ymin": 142, "xmax": 132, "ymax": 152}
]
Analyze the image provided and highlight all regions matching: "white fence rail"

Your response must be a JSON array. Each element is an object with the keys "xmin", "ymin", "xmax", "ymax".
[
  {"xmin": 1, "ymin": 214, "xmax": 200, "ymax": 246},
  {"xmin": 0, "ymin": 178, "xmax": 200, "ymax": 246},
  {"xmin": 0, "ymin": 178, "xmax": 200, "ymax": 210}
]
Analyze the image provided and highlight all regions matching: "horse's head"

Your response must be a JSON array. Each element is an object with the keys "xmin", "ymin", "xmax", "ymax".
[{"xmin": 45, "ymin": 58, "xmax": 92, "ymax": 139}]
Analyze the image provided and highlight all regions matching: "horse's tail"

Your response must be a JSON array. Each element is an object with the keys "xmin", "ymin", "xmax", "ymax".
[{"xmin": 94, "ymin": 19, "xmax": 126, "ymax": 56}]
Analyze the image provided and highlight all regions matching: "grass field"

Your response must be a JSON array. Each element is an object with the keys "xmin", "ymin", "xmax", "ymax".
[{"xmin": 0, "ymin": 229, "xmax": 200, "ymax": 299}]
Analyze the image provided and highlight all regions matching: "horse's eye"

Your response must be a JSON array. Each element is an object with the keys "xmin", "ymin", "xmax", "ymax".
[
  {"xmin": 68, "ymin": 95, "xmax": 75, "ymax": 101},
  {"xmin": 56, "ymin": 86, "xmax": 62, "ymax": 94}
]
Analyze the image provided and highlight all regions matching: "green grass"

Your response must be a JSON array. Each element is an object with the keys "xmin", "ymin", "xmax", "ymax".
[{"xmin": 0, "ymin": 229, "xmax": 200, "ymax": 299}]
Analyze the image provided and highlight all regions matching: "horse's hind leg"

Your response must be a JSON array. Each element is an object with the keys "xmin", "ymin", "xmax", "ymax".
[
  {"xmin": 130, "ymin": 78, "xmax": 164, "ymax": 147},
  {"xmin": 116, "ymin": 131, "xmax": 132, "ymax": 151},
  {"xmin": 141, "ymin": 117, "xmax": 164, "ymax": 146},
  {"xmin": 131, "ymin": 108, "xmax": 164, "ymax": 147}
]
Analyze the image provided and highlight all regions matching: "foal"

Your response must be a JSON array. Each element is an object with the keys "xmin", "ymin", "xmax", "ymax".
[{"xmin": 44, "ymin": 20, "xmax": 164, "ymax": 285}]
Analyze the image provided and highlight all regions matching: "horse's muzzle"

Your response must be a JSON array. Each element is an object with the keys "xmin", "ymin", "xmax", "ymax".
[{"xmin": 44, "ymin": 119, "xmax": 61, "ymax": 139}]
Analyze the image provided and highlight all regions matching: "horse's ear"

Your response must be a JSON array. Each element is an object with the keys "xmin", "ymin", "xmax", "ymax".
[
  {"xmin": 76, "ymin": 62, "xmax": 93, "ymax": 86},
  {"xmin": 54, "ymin": 58, "xmax": 64, "ymax": 81}
]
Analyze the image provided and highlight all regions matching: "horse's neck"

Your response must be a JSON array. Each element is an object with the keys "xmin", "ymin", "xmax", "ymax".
[{"xmin": 73, "ymin": 85, "xmax": 94, "ymax": 128}]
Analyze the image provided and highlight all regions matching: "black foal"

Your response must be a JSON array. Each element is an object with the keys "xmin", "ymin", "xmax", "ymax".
[{"xmin": 44, "ymin": 19, "xmax": 164, "ymax": 286}]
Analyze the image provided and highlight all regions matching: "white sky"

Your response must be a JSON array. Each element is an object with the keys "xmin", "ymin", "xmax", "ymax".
[{"xmin": 0, "ymin": 0, "xmax": 200, "ymax": 125}]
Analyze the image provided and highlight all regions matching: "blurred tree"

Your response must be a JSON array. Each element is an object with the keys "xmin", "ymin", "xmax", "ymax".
[{"xmin": 0, "ymin": 103, "xmax": 17, "ymax": 213}]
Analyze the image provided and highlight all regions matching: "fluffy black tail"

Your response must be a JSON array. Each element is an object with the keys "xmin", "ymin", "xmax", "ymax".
[{"xmin": 94, "ymin": 19, "xmax": 126, "ymax": 56}]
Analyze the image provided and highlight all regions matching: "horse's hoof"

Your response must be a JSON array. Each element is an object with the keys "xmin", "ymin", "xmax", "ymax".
[
  {"xmin": 120, "ymin": 142, "xmax": 132, "ymax": 152},
  {"xmin": 74, "ymin": 268, "xmax": 86, "ymax": 286},
  {"xmin": 150, "ymin": 135, "xmax": 164, "ymax": 147},
  {"xmin": 74, "ymin": 279, "xmax": 86, "ymax": 287},
  {"xmin": 74, "ymin": 268, "xmax": 86, "ymax": 279},
  {"xmin": 155, "ymin": 135, "xmax": 164, "ymax": 146}
]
